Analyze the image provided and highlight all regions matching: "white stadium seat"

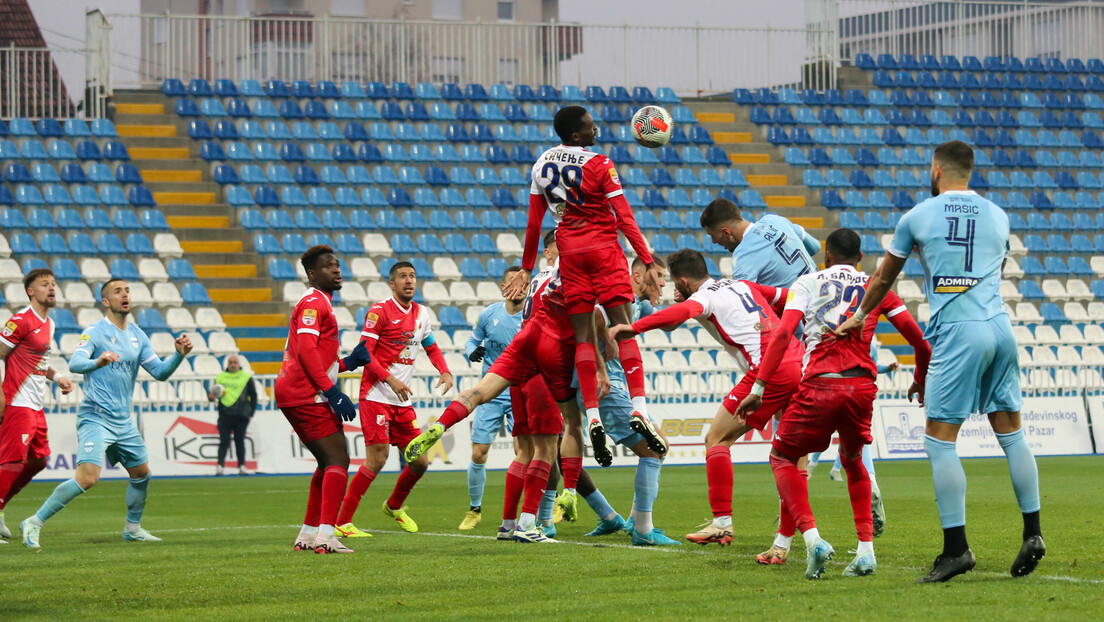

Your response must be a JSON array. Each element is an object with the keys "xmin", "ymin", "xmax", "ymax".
[
  {"xmin": 916, "ymin": 303, "xmax": 931, "ymax": 324},
  {"xmin": 150, "ymin": 332, "xmax": 177, "ymax": 357},
  {"xmin": 1013, "ymin": 302, "xmax": 1042, "ymax": 324},
  {"xmin": 670, "ymin": 328, "xmax": 697, "ymax": 348},
  {"xmin": 435, "ymin": 332, "xmax": 455, "ymax": 351},
  {"xmin": 1088, "ymin": 302, "xmax": 1104, "ymax": 321},
  {"xmin": 421, "ymin": 281, "xmax": 449, "ymax": 304},
  {"xmin": 432, "ymin": 257, "xmax": 462, "ymax": 281},
  {"xmin": 1083, "ymin": 345, "xmax": 1104, "ymax": 364},
  {"xmin": 1084, "ymin": 324, "xmax": 1104, "ymax": 345},
  {"xmin": 339, "ymin": 330, "xmax": 361, "ymax": 354},
  {"xmin": 1059, "ymin": 324, "xmax": 1087, "ymax": 346},
  {"xmin": 898, "ymin": 279, "xmax": 925, "ymax": 302},
  {"xmin": 367, "ymin": 282, "xmax": 391, "ymax": 302},
  {"xmin": 496, "ymin": 233, "xmax": 523, "ymax": 256},
  {"xmin": 641, "ymin": 350, "xmax": 663, "ymax": 370},
  {"xmin": 719, "ymin": 257, "xmax": 732, "ymax": 276},
  {"xmin": 1012, "ymin": 325, "xmax": 1036, "ymax": 346},
  {"xmin": 195, "ymin": 307, "xmax": 226, "ymax": 331},
  {"xmin": 128, "ymin": 282, "xmax": 153, "ymax": 307},
  {"xmin": 688, "ymin": 349, "xmax": 716, "ymax": 371},
  {"xmin": 76, "ymin": 307, "xmax": 104, "ymax": 328},
  {"xmin": 337, "ymin": 281, "xmax": 369, "ymax": 305},
  {"xmin": 152, "ymin": 233, "xmax": 183, "ymax": 258},
  {"xmin": 80, "ymin": 258, "xmax": 112, "ymax": 283},
  {"xmin": 138, "ymin": 258, "xmax": 169, "ymax": 282},
  {"xmin": 451, "ymin": 330, "xmax": 472, "ymax": 350},
  {"xmin": 350, "ymin": 257, "xmax": 380, "ymax": 280},
  {"xmin": 333, "ymin": 306, "xmax": 356, "ymax": 331},
  {"xmin": 1033, "ymin": 325, "xmax": 1060, "ymax": 345},
  {"xmin": 207, "ymin": 331, "xmax": 239, "ymax": 355},
  {"xmin": 192, "ymin": 355, "xmax": 223, "ymax": 376},
  {"xmin": 1066, "ymin": 279, "xmax": 1093, "ymax": 301},
  {"xmin": 282, "ymin": 281, "xmax": 307, "ymax": 303},
  {"xmin": 0, "ymin": 234, "xmax": 10, "ymax": 257},
  {"xmin": 362, "ymin": 233, "xmax": 392, "ymax": 256},
  {"xmin": 59, "ymin": 333, "xmax": 82, "ymax": 356},
  {"xmin": 660, "ymin": 351, "xmax": 691, "ymax": 373},
  {"xmin": 188, "ymin": 332, "xmax": 211, "ymax": 355},
  {"xmin": 145, "ymin": 381, "xmax": 179, "ymax": 404},
  {"xmin": 999, "ymin": 281, "xmax": 1022, "ymax": 303},
  {"xmin": 1041, "ymin": 279, "xmax": 1069, "ymax": 301},
  {"xmin": 464, "ymin": 305, "xmax": 486, "ymax": 325},
  {"xmin": 165, "ymin": 307, "xmax": 197, "ymax": 332},
  {"xmin": 641, "ymin": 330, "xmax": 670, "ymax": 348},
  {"xmin": 177, "ymin": 380, "xmax": 208, "ymax": 405},
  {"xmin": 0, "ymin": 259, "xmax": 22, "ymax": 283},
  {"xmin": 476, "ymin": 281, "xmax": 503, "ymax": 303},
  {"xmin": 1064, "ymin": 302, "xmax": 1090, "ymax": 323},
  {"xmin": 3, "ymin": 283, "xmax": 25, "ymax": 307},
  {"xmin": 444, "ymin": 353, "xmax": 472, "ymax": 375},
  {"xmin": 151, "ymin": 282, "xmax": 184, "ymax": 306},
  {"xmin": 1007, "ymin": 234, "xmax": 1026, "ymax": 256},
  {"xmin": 1003, "ymin": 257, "xmax": 1024, "ymax": 279},
  {"xmin": 63, "ymin": 282, "xmax": 95, "ymax": 306},
  {"xmin": 449, "ymin": 281, "xmax": 478, "ymax": 304}
]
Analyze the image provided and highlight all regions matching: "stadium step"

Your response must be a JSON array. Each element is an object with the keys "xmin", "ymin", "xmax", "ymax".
[
  {"xmin": 764, "ymin": 195, "xmax": 807, "ymax": 208},
  {"xmin": 790, "ymin": 216, "xmax": 824, "ymax": 229},
  {"xmin": 181, "ymin": 240, "xmax": 243, "ymax": 253},
  {"xmin": 153, "ymin": 191, "xmax": 216, "ymax": 205},
  {"xmin": 209, "ymin": 288, "xmax": 273, "ymax": 303},
  {"xmin": 115, "ymin": 102, "xmax": 165, "ymax": 115},
  {"xmin": 727, "ymin": 153, "xmax": 770, "ymax": 164},
  {"xmin": 140, "ymin": 169, "xmax": 203, "ymax": 183},
  {"xmin": 712, "ymin": 131, "xmax": 752, "ymax": 144},
  {"xmin": 130, "ymin": 147, "xmax": 190, "ymax": 160},
  {"xmin": 167, "ymin": 216, "xmax": 230, "ymax": 229},
  {"xmin": 194, "ymin": 264, "xmax": 258, "ymax": 278},
  {"xmin": 235, "ymin": 337, "xmax": 287, "ymax": 352},
  {"xmin": 746, "ymin": 174, "xmax": 789, "ymax": 187},
  {"xmin": 694, "ymin": 112, "xmax": 735, "ymax": 124},
  {"xmin": 223, "ymin": 313, "xmax": 289, "ymax": 328},
  {"xmin": 250, "ymin": 361, "xmax": 284, "ymax": 374},
  {"xmin": 227, "ymin": 327, "xmax": 288, "ymax": 339},
  {"xmin": 117, "ymin": 124, "xmax": 177, "ymax": 138}
]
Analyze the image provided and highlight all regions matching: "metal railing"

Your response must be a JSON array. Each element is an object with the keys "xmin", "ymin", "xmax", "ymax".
[
  {"xmin": 100, "ymin": 12, "xmax": 836, "ymax": 96},
  {"xmin": 834, "ymin": 0, "xmax": 1104, "ymax": 65},
  {"xmin": 0, "ymin": 45, "xmax": 84, "ymax": 120}
]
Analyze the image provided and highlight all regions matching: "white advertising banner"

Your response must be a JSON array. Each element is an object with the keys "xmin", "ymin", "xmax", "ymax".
[
  {"xmin": 872, "ymin": 396, "xmax": 1093, "ymax": 459},
  {"xmin": 1081, "ymin": 395, "xmax": 1104, "ymax": 454}
]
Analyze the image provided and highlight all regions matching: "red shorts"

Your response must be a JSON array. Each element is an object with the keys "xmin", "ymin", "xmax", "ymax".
[
  {"xmin": 722, "ymin": 360, "xmax": 803, "ymax": 430},
  {"xmin": 489, "ymin": 320, "xmax": 576, "ymax": 402},
  {"xmin": 509, "ymin": 376, "xmax": 564, "ymax": 437},
  {"xmin": 0, "ymin": 406, "xmax": 50, "ymax": 464},
  {"xmin": 281, "ymin": 402, "xmax": 343, "ymax": 444},
  {"xmin": 359, "ymin": 400, "xmax": 421, "ymax": 448},
  {"xmin": 559, "ymin": 244, "xmax": 635, "ymax": 315},
  {"xmin": 772, "ymin": 376, "xmax": 877, "ymax": 459}
]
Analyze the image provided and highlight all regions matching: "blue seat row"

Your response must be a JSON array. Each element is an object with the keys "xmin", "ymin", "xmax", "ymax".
[
  {"xmin": 0, "ymin": 139, "xmax": 130, "ymax": 161},
  {"xmin": 7, "ymin": 232, "xmax": 158, "ymax": 256},
  {"xmin": 856, "ymin": 53, "xmax": 1102, "ymax": 74},
  {"xmin": 753, "ymin": 105, "xmax": 1103, "ymax": 128},
  {"xmin": 0, "ymin": 118, "xmax": 117, "ymax": 139},
  {"xmin": 4, "ymin": 162, "xmax": 143, "ymax": 185},
  {"xmin": 163, "ymin": 78, "xmax": 680, "ymax": 105},
  {"xmin": 0, "ymin": 183, "xmax": 155, "ymax": 207},
  {"xmin": 769, "ymin": 125, "xmax": 1104, "ymax": 149},
  {"xmin": 869, "ymin": 70, "xmax": 1104, "ymax": 92},
  {"xmin": 738, "ymin": 87, "xmax": 1104, "ymax": 110},
  {"xmin": 0, "ymin": 207, "xmax": 168, "ymax": 230}
]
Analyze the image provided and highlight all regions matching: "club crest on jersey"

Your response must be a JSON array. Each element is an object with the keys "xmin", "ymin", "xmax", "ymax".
[
  {"xmin": 131, "ymin": 336, "xmax": 140, "ymax": 349},
  {"xmin": 303, "ymin": 308, "xmax": 318, "ymax": 326},
  {"xmin": 364, "ymin": 312, "xmax": 379, "ymax": 329},
  {"xmin": 1, "ymin": 320, "xmax": 16, "ymax": 337},
  {"xmin": 21, "ymin": 434, "xmax": 30, "ymax": 445},
  {"xmin": 83, "ymin": 441, "xmax": 95, "ymax": 453},
  {"xmin": 933, "ymin": 276, "xmax": 980, "ymax": 293}
]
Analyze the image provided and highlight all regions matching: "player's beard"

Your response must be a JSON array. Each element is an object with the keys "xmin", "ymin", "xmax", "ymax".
[
  {"xmin": 112, "ymin": 303, "xmax": 130, "ymax": 316},
  {"xmin": 42, "ymin": 296, "xmax": 56, "ymax": 309}
]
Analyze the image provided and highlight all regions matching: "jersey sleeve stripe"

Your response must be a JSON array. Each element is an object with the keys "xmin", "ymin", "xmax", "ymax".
[
  {"xmin": 885, "ymin": 306, "xmax": 907, "ymax": 317},
  {"xmin": 604, "ymin": 189, "xmax": 624, "ymax": 199},
  {"xmin": 886, "ymin": 247, "xmax": 908, "ymax": 259},
  {"xmin": 0, "ymin": 336, "xmax": 14, "ymax": 349},
  {"xmin": 361, "ymin": 332, "xmax": 379, "ymax": 339},
  {"xmin": 141, "ymin": 355, "xmax": 159, "ymax": 365},
  {"xmin": 296, "ymin": 328, "xmax": 320, "ymax": 336}
]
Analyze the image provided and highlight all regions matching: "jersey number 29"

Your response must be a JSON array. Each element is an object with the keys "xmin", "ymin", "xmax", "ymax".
[{"xmin": 539, "ymin": 162, "xmax": 583, "ymax": 209}]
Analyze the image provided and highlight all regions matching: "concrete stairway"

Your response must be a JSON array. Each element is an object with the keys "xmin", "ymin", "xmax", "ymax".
[{"xmin": 112, "ymin": 89, "xmax": 287, "ymax": 373}]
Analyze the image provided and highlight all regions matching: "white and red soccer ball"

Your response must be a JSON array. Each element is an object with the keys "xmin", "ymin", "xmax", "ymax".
[{"xmin": 630, "ymin": 105, "xmax": 673, "ymax": 148}]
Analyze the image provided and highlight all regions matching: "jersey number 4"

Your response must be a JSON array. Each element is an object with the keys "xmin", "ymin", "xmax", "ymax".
[
  {"xmin": 815, "ymin": 281, "xmax": 865, "ymax": 330},
  {"xmin": 945, "ymin": 216, "xmax": 976, "ymax": 272}
]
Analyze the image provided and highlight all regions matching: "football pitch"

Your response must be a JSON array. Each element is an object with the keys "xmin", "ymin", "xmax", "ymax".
[{"xmin": 0, "ymin": 457, "xmax": 1101, "ymax": 621}]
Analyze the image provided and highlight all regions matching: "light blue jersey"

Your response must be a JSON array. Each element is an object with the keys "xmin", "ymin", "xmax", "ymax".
[
  {"xmin": 70, "ymin": 318, "xmax": 184, "ymax": 432},
  {"xmin": 466, "ymin": 302, "xmax": 523, "ymax": 407},
  {"xmin": 732, "ymin": 213, "xmax": 820, "ymax": 289},
  {"xmin": 889, "ymin": 190, "xmax": 1008, "ymax": 338}
]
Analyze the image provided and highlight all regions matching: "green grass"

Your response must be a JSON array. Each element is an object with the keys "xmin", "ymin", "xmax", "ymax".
[{"xmin": 0, "ymin": 457, "xmax": 1101, "ymax": 621}]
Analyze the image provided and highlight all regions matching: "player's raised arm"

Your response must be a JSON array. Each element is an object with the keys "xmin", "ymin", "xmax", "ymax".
[
  {"xmin": 138, "ymin": 329, "xmax": 186, "ymax": 381},
  {"xmin": 608, "ymin": 298, "xmax": 704, "ymax": 343},
  {"xmin": 745, "ymin": 282, "xmax": 790, "ymax": 317},
  {"xmin": 520, "ymin": 191, "xmax": 549, "ymax": 274}
]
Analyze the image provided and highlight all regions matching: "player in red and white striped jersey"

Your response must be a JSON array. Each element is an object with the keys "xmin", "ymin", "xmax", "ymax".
[
  {"xmin": 0, "ymin": 268, "xmax": 75, "ymax": 540},
  {"xmin": 335, "ymin": 261, "xmax": 453, "ymax": 538},
  {"xmin": 608, "ymin": 249, "xmax": 806, "ymax": 547},
  {"xmin": 735, "ymin": 228, "xmax": 931, "ymax": 578}
]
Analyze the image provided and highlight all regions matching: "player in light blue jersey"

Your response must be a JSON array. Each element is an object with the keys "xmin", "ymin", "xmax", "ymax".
[
  {"xmin": 837, "ymin": 141, "xmax": 1044, "ymax": 582},
  {"xmin": 20, "ymin": 278, "xmax": 192, "ymax": 549},
  {"xmin": 700, "ymin": 198, "xmax": 821, "ymax": 289},
  {"xmin": 458, "ymin": 266, "xmax": 525, "ymax": 531}
]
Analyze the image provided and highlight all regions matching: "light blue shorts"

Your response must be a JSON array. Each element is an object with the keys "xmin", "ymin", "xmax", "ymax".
[
  {"xmin": 76, "ymin": 417, "xmax": 149, "ymax": 469},
  {"xmin": 924, "ymin": 317, "xmax": 1023, "ymax": 425},
  {"xmin": 471, "ymin": 400, "xmax": 513, "ymax": 445}
]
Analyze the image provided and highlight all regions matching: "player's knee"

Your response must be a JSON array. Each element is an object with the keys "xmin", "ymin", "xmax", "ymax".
[
  {"xmin": 410, "ymin": 455, "xmax": 429, "ymax": 474},
  {"xmin": 471, "ymin": 444, "xmax": 490, "ymax": 463},
  {"xmin": 75, "ymin": 470, "xmax": 99, "ymax": 489},
  {"xmin": 704, "ymin": 429, "xmax": 732, "ymax": 448},
  {"xmin": 363, "ymin": 444, "xmax": 388, "ymax": 472}
]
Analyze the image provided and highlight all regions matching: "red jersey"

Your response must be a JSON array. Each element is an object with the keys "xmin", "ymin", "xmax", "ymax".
[
  {"xmin": 275, "ymin": 287, "xmax": 340, "ymax": 408},
  {"xmin": 522, "ymin": 144, "xmax": 652, "ymax": 269},
  {"xmin": 785, "ymin": 265, "xmax": 915, "ymax": 380},
  {"xmin": 522, "ymin": 261, "xmax": 574, "ymax": 339},
  {"xmin": 0, "ymin": 307, "xmax": 54, "ymax": 411},
  {"xmin": 632, "ymin": 279, "xmax": 804, "ymax": 375},
  {"xmin": 359, "ymin": 297, "xmax": 433, "ymax": 406}
]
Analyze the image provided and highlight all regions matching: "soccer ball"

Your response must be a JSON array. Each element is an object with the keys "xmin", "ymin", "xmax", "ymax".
[
  {"xmin": 630, "ymin": 105, "xmax": 673, "ymax": 148},
  {"xmin": 210, "ymin": 384, "xmax": 225, "ymax": 398}
]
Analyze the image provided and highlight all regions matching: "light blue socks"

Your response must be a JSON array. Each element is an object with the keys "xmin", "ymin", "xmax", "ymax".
[
  {"xmin": 537, "ymin": 488, "xmax": 556, "ymax": 523},
  {"xmin": 126, "ymin": 474, "xmax": 150, "ymax": 523},
  {"xmin": 995, "ymin": 429, "xmax": 1041, "ymax": 514},
  {"xmin": 924, "ymin": 435, "xmax": 967, "ymax": 528},
  {"xmin": 584, "ymin": 489, "xmax": 617, "ymax": 521},
  {"xmin": 35, "ymin": 479, "xmax": 86, "ymax": 523},
  {"xmin": 467, "ymin": 461, "xmax": 486, "ymax": 508}
]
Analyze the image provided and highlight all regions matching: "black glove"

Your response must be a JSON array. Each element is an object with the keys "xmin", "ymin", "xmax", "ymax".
[
  {"xmin": 468, "ymin": 346, "xmax": 486, "ymax": 363},
  {"xmin": 343, "ymin": 341, "xmax": 372, "ymax": 372},
  {"xmin": 322, "ymin": 385, "xmax": 357, "ymax": 421}
]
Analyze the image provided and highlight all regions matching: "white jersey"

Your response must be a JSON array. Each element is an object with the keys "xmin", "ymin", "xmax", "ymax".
[
  {"xmin": 687, "ymin": 279, "xmax": 785, "ymax": 374},
  {"xmin": 360, "ymin": 297, "xmax": 433, "ymax": 407}
]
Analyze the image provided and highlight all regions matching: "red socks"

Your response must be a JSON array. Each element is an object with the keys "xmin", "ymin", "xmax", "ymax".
[
  {"xmin": 705, "ymin": 445, "xmax": 734, "ymax": 517},
  {"xmin": 386, "ymin": 466, "xmax": 424, "ymax": 510},
  {"xmin": 520, "ymin": 460, "xmax": 552, "ymax": 515},
  {"xmin": 337, "ymin": 465, "xmax": 377, "ymax": 525},
  {"xmin": 320, "ymin": 466, "xmax": 348, "ymax": 527},
  {"xmin": 770, "ymin": 454, "xmax": 816, "ymax": 534},
  {"xmin": 616, "ymin": 337, "xmax": 646, "ymax": 399},
  {"xmin": 777, "ymin": 468, "xmax": 807, "ymax": 538},
  {"xmin": 574, "ymin": 341, "xmax": 599, "ymax": 410},
  {"xmin": 561, "ymin": 456, "xmax": 583, "ymax": 489},
  {"xmin": 7, "ymin": 460, "xmax": 46, "ymax": 502},
  {"xmin": 503, "ymin": 460, "xmax": 528, "ymax": 520},
  {"xmin": 437, "ymin": 401, "xmax": 471, "ymax": 430},
  {"xmin": 841, "ymin": 453, "xmax": 873, "ymax": 541},
  {"xmin": 303, "ymin": 468, "xmax": 325, "ymax": 527},
  {"xmin": 0, "ymin": 463, "xmax": 22, "ymax": 509}
]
